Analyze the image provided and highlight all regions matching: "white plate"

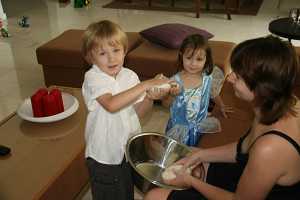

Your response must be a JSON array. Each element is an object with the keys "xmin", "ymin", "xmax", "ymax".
[{"xmin": 17, "ymin": 92, "xmax": 79, "ymax": 123}]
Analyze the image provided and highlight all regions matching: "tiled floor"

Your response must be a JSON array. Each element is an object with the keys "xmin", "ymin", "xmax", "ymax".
[{"xmin": 1, "ymin": 0, "xmax": 300, "ymax": 199}]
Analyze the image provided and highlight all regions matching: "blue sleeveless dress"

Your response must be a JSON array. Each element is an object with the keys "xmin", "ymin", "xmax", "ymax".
[{"xmin": 165, "ymin": 73, "xmax": 212, "ymax": 146}]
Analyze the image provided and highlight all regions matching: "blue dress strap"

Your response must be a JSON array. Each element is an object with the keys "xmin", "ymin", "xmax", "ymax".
[{"xmin": 173, "ymin": 73, "xmax": 183, "ymax": 88}]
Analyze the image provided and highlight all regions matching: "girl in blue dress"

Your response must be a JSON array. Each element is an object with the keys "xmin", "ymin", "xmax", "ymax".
[{"xmin": 163, "ymin": 34, "xmax": 232, "ymax": 146}]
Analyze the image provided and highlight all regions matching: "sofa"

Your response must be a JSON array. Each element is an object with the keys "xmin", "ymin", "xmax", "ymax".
[{"xmin": 36, "ymin": 29, "xmax": 234, "ymax": 87}]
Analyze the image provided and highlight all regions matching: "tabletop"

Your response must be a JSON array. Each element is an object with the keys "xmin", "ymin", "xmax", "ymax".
[
  {"xmin": 0, "ymin": 87, "xmax": 89, "ymax": 200},
  {"xmin": 269, "ymin": 17, "xmax": 300, "ymax": 41}
]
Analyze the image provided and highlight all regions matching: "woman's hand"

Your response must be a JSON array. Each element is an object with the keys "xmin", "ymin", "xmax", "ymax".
[
  {"xmin": 183, "ymin": 150, "xmax": 202, "ymax": 167},
  {"xmin": 163, "ymin": 170, "xmax": 194, "ymax": 188},
  {"xmin": 170, "ymin": 150, "xmax": 204, "ymax": 178}
]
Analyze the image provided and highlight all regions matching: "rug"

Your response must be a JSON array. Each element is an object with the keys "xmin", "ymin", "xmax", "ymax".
[{"xmin": 103, "ymin": 0, "xmax": 264, "ymax": 16}]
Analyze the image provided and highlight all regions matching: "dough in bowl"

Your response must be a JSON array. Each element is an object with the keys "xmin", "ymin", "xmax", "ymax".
[{"xmin": 162, "ymin": 164, "xmax": 192, "ymax": 181}]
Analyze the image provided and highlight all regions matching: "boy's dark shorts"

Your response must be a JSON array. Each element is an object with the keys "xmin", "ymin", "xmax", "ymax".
[{"xmin": 86, "ymin": 157, "xmax": 134, "ymax": 200}]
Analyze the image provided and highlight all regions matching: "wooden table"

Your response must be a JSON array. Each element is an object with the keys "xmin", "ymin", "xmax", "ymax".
[{"xmin": 0, "ymin": 87, "xmax": 89, "ymax": 200}]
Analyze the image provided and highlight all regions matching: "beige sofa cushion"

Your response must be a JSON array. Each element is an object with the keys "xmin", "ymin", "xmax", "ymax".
[
  {"xmin": 125, "ymin": 40, "xmax": 178, "ymax": 80},
  {"xmin": 208, "ymin": 40, "xmax": 235, "ymax": 76},
  {"xmin": 200, "ymin": 81, "xmax": 254, "ymax": 148},
  {"xmin": 125, "ymin": 39, "xmax": 235, "ymax": 80}
]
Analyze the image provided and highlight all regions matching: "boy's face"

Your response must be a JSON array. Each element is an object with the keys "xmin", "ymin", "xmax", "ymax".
[{"xmin": 89, "ymin": 40, "xmax": 125, "ymax": 78}]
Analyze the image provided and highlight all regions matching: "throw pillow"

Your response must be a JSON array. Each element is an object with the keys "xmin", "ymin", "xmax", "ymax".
[{"xmin": 140, "ymin": 23, "xmax": 214, "ymax": 49}]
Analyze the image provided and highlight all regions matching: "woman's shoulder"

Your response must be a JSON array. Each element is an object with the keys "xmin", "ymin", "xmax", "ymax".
[
  {"xmin": 248, "ymin": 128, "xmax": 300, "ymax": 185},
  {"xmin": 249, "ymin": 128, "xmax": 300, "ymax": 160}
]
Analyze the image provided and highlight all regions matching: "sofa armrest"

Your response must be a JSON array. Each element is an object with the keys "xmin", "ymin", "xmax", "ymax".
[
  {"xmin": 200, "ymin": 81, "xmax": 254, "ymax": 148},
  {"xmin": 208, "ymin": 40, "xmax": 236, "ymax": 77}
]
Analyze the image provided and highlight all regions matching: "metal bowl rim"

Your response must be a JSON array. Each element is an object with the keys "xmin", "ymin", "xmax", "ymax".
[{"xmin": 125, "ymin": 132, "xmax": 191, "ymax": 190}]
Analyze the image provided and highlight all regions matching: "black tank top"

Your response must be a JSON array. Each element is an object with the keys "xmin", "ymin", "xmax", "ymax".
[{"xmin": 236, "ymin": 130, "xmax": 300, "ymax": 199}]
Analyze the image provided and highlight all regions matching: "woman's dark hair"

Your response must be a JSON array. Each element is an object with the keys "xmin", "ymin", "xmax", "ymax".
[
  {"xmin": 230, "ymin": 35, "xmax": 299, "ymax": 125},
  {"xmin": 177, "ymin": 34, "xmax": 214, "ymax": 75}
]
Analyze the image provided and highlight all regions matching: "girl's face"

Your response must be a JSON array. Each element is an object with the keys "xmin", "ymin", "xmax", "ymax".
[
  {"xmin": 227, "ymin": 72, "xmax": 255, "ymax": 102},
  {"xmin": 89, "ymin": 39, "xmax": 125, "ymax": 78},
  {"xmin": 182, "ymin": 48, "xmax": 206, "ymax": 75}
]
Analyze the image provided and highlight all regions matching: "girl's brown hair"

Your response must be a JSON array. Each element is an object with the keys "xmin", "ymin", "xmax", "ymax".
[
  {"xmin": 230, "ymin": 35, "xmax": 299, "ymax": 125},
  {"xmin": 81, "ymin": 20, "xmax": 128, "ymax": 63},
  {"xmin": 177, "ymin": 34, "xmax": 214, "ymax": 75}
]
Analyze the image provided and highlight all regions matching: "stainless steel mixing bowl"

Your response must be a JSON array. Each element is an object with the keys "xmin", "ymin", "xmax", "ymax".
[{"xmin": 125, "ymin": 132, "xmax": 192, "ymax": 193}]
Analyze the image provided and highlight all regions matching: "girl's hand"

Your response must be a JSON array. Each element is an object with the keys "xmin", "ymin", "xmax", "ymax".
[{"xmin": 220, "ymin": 104, "xmax": 234, "ymax": 118}]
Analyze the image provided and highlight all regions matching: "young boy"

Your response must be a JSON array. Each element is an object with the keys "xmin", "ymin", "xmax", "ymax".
[{"xmin": 81, "ymin": 20, "xmax": 169, "ymax": 200}]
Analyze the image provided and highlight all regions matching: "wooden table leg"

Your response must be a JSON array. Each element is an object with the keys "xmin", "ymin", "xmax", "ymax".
[
  {"xmin": 171, "ymin": 0, "xmax": 175, "ymax": 7},
  {"xmin": 224, "ymin": 0, "xmax": 233, "ymax": 20},
  {"xmin": 195, "ymin": 0, "xmax": 201, "ymax": 18}
]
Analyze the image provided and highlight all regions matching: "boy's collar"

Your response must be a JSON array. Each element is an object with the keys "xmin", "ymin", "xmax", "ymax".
[{"xmin": 92, "ymin": 64, "xmax": 124, "ymax": 79}]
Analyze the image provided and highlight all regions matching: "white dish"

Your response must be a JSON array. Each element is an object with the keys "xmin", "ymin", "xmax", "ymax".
[{"xmin": 17, "ymin": 92, "xmax": 79, "ymax": 123}]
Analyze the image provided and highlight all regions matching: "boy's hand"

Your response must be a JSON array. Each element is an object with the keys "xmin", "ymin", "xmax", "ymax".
[
  {"xmin": 146, "ymin": 88, "xmax": 169, "ymax": 100},
  {"xmin": 154, "ymin": 73, "xmax": 168, "ymax": 80},
  {"xmin": 145, "ymin": 75, "xmax": 170, "ymax": 99}
]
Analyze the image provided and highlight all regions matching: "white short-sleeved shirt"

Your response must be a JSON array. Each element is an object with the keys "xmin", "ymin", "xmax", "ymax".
[{"xmin": 82, "ymin": 65, "xmax": 144, "ymax": 165}]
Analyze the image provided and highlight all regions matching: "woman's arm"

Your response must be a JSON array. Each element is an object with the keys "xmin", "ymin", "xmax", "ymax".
[
  {"xmin": 170, "ymin": 142, "xmax": 278, "ymax": 200},
  {"xmin": 177, "ymin": 142, "xmax": 238, "ymax": 174},
  {"xmin": 233, "ymin": 136, "xmax": 289, "ymax": 200},
  {"xmin": 189, "ymin": 177, "xmax": 235, "ymax": 200},
  {"xmin": 191, "ymin": 142, "xmax": 238, "ymax": 164},
  {"xmin": 191, "ymin": 136, "xmax": 288, "ymax": 200}
]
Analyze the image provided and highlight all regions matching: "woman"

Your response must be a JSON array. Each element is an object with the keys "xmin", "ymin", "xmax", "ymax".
[{"xmin": 144, "ymin": 36, "xmax": 300, "ymax": 200}]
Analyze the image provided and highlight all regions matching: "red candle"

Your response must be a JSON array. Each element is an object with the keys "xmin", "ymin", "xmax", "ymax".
[
  {"xmin": 42, "ymin": 94, "xmax": 59, "ymax": 116},
  {"xmin": 31, "ymin": 88, "xmax": 48, "ymax": 117},
  {"xmin": 50, "ymin": 89, "xmax": 64, "ymax": 113}
]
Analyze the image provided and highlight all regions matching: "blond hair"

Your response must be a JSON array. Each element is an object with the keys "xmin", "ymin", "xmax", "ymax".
[{"xmin": 81, "ymin": 20, "xmax": 128, "ymax": 63}]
